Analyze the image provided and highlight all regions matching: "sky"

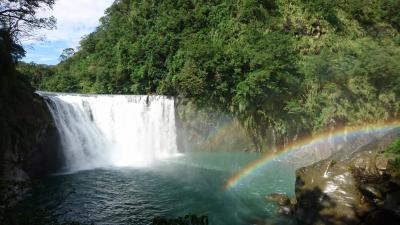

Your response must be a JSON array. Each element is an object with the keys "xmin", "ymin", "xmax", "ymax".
[{"xmin": 22, "ymin": 0, "xmax": 115, "ymax": 65}]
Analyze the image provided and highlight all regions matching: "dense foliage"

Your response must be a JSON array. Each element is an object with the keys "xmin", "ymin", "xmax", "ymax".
[
  {"xmin": 1, "ymin": 0, "xmax": 56, "ymax": 94},
  {"xmin": 17, "ymin": 62, "xmax": 56, "ymax": 91},
  {"xmin": 387, "ymin": 138, "xmax": 400, "ymax": 170},
  {"xmin": 387, "ymin": 138, "xmax": 400, "ymax": 155},
  {"xmin": 0, "ymin": 0, "xmax": 56, "ymax": 40},
  {"xmin": 27, "ymin": 0, "xmax": 400, "ymax": 149}
]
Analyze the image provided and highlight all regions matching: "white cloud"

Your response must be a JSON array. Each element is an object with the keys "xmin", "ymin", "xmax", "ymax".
[
  {"xmin": 24, "ymin": 0, "xmax": 114, "ymax": 47},
  {"xmin": 38, "ymin": 57, "xmax": 55, "ymax": 62},
  {"xmin": 24, "ymin": 52, "xmax": 54, "ymax": 63}
]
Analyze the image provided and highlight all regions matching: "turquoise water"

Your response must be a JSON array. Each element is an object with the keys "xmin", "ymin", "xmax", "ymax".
[{"xmin": 28, "ymin": 152, "xmax": 296, "ymax": 225}]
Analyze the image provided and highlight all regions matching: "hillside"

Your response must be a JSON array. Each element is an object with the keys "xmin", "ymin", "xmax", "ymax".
[{"xmin": 25, "ymin": 0, "xmax": 400, "ymax": 149}]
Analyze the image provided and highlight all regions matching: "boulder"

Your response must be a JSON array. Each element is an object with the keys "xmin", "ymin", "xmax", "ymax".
[
  {"xmin": 265, "ymin": 193, "xmax": 291, "ymax": 206},
  {"xmin": 277, "ymin": 205, "xmax": 294, "ymax": 216},
  {"xmin": 359, "ymin": 184, "xmax": 383, "ymax": 200},
  {"xmin": 265, "ymin": 193, "xmax": 295, "ymax": 216},
  {"xmin": 294, "ymin": 129, "xmax": 400, "ymax": 225},
  {"xmin": 363, "ymin": 209, "xmax": 400, "ymax": 225}
]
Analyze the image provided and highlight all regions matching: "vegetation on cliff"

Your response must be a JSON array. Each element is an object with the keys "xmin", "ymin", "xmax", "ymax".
[
  {"xmin": 0, "ymin": 0, "xmax": 62, "ymax": 218},
  {"xmin": 387, "ymin": 138, "xmax": 400, "ymax": 173},
  {"xmin": 1, "ymin": 0, "xmax": 62, "ymax": 180},
  {"xmin": 0, "ymin": 0, "xmax": 56, "ymax": 95},
  {"xmin": 23, "ymin": 0, "xmax": 400, "ymax": 149},
  {"xmin": 387, "ymin": 138, "xmax": 400, "ymax": 155}
]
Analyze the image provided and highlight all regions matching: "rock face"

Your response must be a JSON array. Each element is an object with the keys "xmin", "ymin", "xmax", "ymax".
[
  {"xmin": 175, "ymin": 99, "xmax": 257, "ymax": 152},
  {"xmin": 0, "ymin": 85, "xmax": 63, "ymax": 207},
  {"xmin": 0, "ymin": 88, "xmax": 63, "ymax": 181},
  {"xmin": 295, "ymin": 129, "xmax": 400, "ymax": 225},
  {"xmin": 1, "ymin": 34, "xmax": 62, "ymax": 208},
  {"xmin": 284, "ymin": 132, "xmax": 386, "ymax": 169}
]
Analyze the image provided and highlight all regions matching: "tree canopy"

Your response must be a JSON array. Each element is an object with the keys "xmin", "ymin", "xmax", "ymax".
[
  {"xmin": 0, "ymin": 0, "xmax": 56, "ymax": 41},
  {"xmin": 22, "ymin": 0, "xmax": 400, "ymax": 149},
  {"xmin": 1, "ymin": 0, "xmax": 55, "ymax": 96}
]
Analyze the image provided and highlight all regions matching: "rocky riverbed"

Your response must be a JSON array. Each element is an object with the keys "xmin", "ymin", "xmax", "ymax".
[{"xmin": 268, "ymin": 129, "xmax": 400, "ymax": 225}]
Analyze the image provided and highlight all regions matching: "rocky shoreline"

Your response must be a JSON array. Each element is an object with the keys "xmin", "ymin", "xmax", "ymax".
[{"xmin": 267, "ymin": 129, "xmax": 400, "ymax": 225}]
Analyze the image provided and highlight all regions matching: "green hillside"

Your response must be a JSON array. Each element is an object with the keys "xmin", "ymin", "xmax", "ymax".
[{"xmin": 24, "ymin": 0, "xmax": 400, "ymax": 147}]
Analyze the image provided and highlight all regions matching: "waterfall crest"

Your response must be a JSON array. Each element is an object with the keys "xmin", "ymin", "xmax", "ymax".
[{"xmin": 39, "ymin": 92, "xmax": 178, "ymax": 171}]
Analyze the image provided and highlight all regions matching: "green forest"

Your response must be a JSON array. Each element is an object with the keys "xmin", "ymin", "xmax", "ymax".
[
  {"xmin": 19, "ymin": 0, "xmax": 400, "ymax": 148},
  {"xmin": 2, "ymin": 1, "xmax": 400, "ymax": 224}
]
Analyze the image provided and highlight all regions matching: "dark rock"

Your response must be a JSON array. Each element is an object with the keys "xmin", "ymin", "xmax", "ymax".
[
  {"xmin": 359, "ymin": 184, "xmax": 383, "ymax": 200},
  {"xmin": 266, "ymin": 193, "xmax": 296, "ymax": 217},
  {"xmin": 363, "ymin": 209, "xmax": 400, "ymax": 225},
  {"xmin": 277, "ymin": 205, "xmax": 294, "ymax": 216},
  {"xmin": 0, "ymin": 92, "xmax": 63, "ymax": 180},
  {"xmin": 0, "ymin": 88, "xmax": 63, "ymax": 207},
  {"xmin": 265, "ymin": 193, "xmax": 291, "ymax": 206},
  {"xmin": 151, "ymin": 214, "xmax": 208, "ymax": 225},
  {"xmin": 294, "ymin": 129, "xmax": 400, "ymax": 225},
  {"xmin": 384, "ymin": 190, "xmax": 400, "ymax": 211},
  {"xmin": 0, "ymin": 180, "xmax": 31, "ymax": 208}
]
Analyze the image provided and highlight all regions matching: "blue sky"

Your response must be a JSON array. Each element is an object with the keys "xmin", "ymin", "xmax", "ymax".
[{"xmin": 22, "ymin": 0, "xmax": 114, "ymax": 65}]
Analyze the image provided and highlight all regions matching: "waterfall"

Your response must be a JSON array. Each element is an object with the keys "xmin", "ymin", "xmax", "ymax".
[{"xmin": 39, "ymin": 92, "xmax": 179, "ymax": 171}]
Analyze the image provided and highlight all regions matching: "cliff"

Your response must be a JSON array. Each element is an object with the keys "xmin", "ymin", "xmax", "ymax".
[
  {"xmin": 0, "ymin": 89, "xmax": 62, "ymax": 180},
  {"xmin": 0, "ymin": 70, "xmax": 63, "ymax": 207}
]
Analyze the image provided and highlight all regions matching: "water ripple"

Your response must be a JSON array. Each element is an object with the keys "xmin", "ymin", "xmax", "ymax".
[{"xmin": 28, "ymin": 153, "xmax": 297, "ymax": 225}]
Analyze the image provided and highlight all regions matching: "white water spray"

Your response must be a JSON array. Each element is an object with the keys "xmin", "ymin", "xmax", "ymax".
[{"xmin": 39, "ymin": 92, "xmax": 179, "ymax": 171}]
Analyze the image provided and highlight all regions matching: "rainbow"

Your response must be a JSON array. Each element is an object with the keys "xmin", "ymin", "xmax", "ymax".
[{"xmin": 224, "ymin": 120, "xmax": 400, "ymax": 190}]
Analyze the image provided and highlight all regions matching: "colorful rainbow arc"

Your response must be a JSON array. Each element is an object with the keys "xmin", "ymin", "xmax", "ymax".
[{"xmin": 224, "ymin": 120, "xmax": 400, "ymax": 190}]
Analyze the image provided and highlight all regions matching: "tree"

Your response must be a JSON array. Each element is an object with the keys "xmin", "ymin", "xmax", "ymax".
[
  {"xmin": 59, "ymin": 48, "xmax": 75, "ymax": 61},
  {"xmin": 0, "ymin": 0, "xmax": 56, "ymax": 93},
  {"xmin": 0, "ymin": 0, "xmax": 56, "ymax": 41},
  {"xmin": 24, "ymin": 0, "xmax": 400, "ymax": 151},
  {"xmin": 0, "ymin": 28, "xmax": 25, "ymax": 92}
]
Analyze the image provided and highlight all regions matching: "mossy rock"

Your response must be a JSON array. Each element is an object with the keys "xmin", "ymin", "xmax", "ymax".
[{"xmin": 151, "ymin": 214, "xmax": 208, "ymax": 225}]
